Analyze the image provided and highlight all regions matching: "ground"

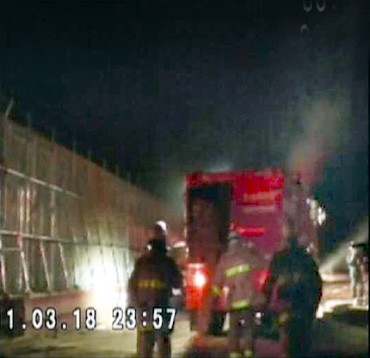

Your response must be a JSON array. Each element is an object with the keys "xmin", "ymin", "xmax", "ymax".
[{"xmin": 1, "ymin": 275, "xmax": 368, "ymax": 358}]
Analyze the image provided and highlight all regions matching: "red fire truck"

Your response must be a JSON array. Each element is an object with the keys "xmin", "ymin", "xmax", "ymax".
[{"xmin": 183, "ymin": 169, "xmax": 319, "ymax": 334}]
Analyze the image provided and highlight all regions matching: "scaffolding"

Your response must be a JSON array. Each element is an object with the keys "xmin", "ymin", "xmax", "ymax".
[{"xmin": 0, "ymin": 117, "xmax": 182, "ymax": 297}]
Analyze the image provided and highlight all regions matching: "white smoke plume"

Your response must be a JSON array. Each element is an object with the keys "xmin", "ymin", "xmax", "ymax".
[{"xmin": 288, "ymin": 94, "xmax": 350, "ymax": 187}]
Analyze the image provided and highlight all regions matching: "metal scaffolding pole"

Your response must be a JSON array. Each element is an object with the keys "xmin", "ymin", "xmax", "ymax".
[
  {"xmin": 104, "ymin": 177, "xmax": 121, "ymax": 288},
  {"xmin": 51, "ymin": 133, "xmax": 69, "ymax": 290},
  {"xmin": 32, "ymin": 134, "xmax": 51, "ymax": 292},
  {"xmin": 1, "ymin": 101, "xmax": 14, "ymax": 295}
]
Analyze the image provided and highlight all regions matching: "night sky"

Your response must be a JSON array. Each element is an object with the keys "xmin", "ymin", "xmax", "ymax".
[{"xmin": 1, "ymin": 0, "xmax": 368, "ymax": 253}]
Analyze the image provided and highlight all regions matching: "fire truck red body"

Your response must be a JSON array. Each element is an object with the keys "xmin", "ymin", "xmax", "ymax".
[{"xmin": 183, "ymin": 169, "xmax": 318, "ymax": 332}]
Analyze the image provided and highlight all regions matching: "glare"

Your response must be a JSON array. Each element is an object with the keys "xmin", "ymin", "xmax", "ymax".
[
  {"xmin": 254, "ymin": 311, "xmax": 263, "ymax": 325},
  {"xmin": 73, "ymin": 245, "xmax": 135, "ymax": 329},
  {"xmin": 309, "ymin": 199, "xmax": 326, "ymax": 226},
  {"xmin": 91, "ymin": 267, "xmax": 123, "ymax": 328},
  {"xmin": 173, "ymin": 240, "xmax": 187, "ymax": 248},
  {"xmin": 194, "ymin": 271, "xmax": 206, "ymax": 288},
  {"xmin": 316, "ymin": 304, "xmax": 324, "ymax": 319},
  {"xmin": 172, "ymin": 288, "xmax": 182, "ymax": 296},
  {"xmin": 318, "ymin": 209, "xmax": 326, "ymax": 225}
]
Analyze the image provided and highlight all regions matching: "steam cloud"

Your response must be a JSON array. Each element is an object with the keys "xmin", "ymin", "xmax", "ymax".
[{"xmin": 288, "ymin": 94, "xmax": 350, "ymax": 188}]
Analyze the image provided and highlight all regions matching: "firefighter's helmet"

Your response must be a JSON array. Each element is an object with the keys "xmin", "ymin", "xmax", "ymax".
[{"xmin": 154, "ymin": 220, "xmax": 168, "ymax": 236}]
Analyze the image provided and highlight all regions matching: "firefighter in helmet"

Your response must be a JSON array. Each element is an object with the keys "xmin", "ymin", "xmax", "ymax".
[
  {"xmin": 265, "ymin": 217, "xmax": 322, "ymax": 358},
  {"xmin": 128, "ymin": 221, "xmax": 183, "ymax": 358},
  {"xmin": 212, "ymin": 232, "xmax": 267, "ymax": 358}
]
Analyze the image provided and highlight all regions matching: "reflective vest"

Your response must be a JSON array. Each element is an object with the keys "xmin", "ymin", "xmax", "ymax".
[
  {"xmin": 128, "ymin": 252, "xmax": 182, "ymax": 308},
  {"xmin": 212, "ymin": 242, "xmax": 267, "ymax": 311}
]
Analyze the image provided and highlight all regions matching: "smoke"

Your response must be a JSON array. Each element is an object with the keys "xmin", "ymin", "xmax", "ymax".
[{"xmin": 288, "ymin": 94, "xmax": 350, "ymax": 187}]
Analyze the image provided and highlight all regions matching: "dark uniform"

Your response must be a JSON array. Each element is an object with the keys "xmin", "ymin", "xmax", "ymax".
[
  {"xmin": 212, "ymin": 233, "xmax": 267, "ymax": 358},
  {"xmin": 128, "ymin": 236, "xmax": 182, "ymax": 358},
  {"xmin": 265, "ymin": 233, "xmax": 322, "ymax": 358}
]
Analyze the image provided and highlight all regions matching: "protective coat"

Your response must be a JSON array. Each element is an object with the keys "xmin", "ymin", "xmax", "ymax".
[{"xmin": 212, "ymin": 241, "xmax": 267, "ymax": 311}]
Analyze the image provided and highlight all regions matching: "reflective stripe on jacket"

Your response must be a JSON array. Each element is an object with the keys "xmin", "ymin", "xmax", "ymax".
[
  {"xmin": 137, "ymin": 279, "xmax": 166, "ymax": 289},
  {"xmin": 128, "ymin": 250, "xmax": 183, "ymax": 308},
  {"xmin": 212, "ymin": 241, "xmax": 267, "ymax": 311}
]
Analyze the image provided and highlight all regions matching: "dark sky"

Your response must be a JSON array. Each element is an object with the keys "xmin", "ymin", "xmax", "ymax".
[{"xmin": 1, "ymin": 0, "xmax": 369, "ymax": 252}]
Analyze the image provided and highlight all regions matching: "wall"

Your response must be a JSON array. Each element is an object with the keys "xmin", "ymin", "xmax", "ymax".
[{"xmin": 0, "ymin": 118, "xmax": 182, "ymax": 297}]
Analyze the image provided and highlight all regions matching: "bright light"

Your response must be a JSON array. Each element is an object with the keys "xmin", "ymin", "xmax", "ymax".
[
  {"xmin": 318, "ymin": 209, "xmax": 326, "ymax": 225},
  {"xmin": 194, "ymin": 271, "xmax": 207, "ymax": 288},
  {"xmin": 73, "ymin": 245, "xmax": 135, "ymax": 329},
  {"xmin": 316, "ymin": 304, "xmax": 324, "ymax": 319},
  {"xmin": 156, "ymin": 220, "xmax": 168, "ymax": 233},
  {"xmin": 91, "ymin": 265, "xmax": 122, "ymax": 329},
  {"xmin": 173, "ymin": 240, "xmax": 187, "ymax": 248},
  {"xmin": 308, "ymin": 199, "xmax": 327, "ymax": 226},
  {"xmin": 172, "ymin": 288, "xmax": 182, "ymax": 296}
]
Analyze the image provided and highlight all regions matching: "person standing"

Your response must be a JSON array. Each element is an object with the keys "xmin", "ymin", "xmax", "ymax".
[
  {"xmin": 212, "ymin": 232, "xmax": 267, "ymax": 358},
  {"xmin": 265, "ymin": 217, "xmax": 322, "ymax": 358},
  {"xmin": 128, "ymin": 222, "xmax": 183, "ymax": 358},
  {"xmin": 346, "ymin": 242, "xmax": 364, "ymax": 303}
]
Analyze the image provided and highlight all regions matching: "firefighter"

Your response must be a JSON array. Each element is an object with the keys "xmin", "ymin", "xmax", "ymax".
[
  {"xmin": 212, "ymin": 232, "xmax": 267, "ymax": 358},
  {"xmin": 346, "ymin": 242, "xmax": 364, "ymax": 303},
  {"xmin": 128, "ymin": 222, "xmax": 183, "ymax": 358},
  {"xmin": 265, "ymin": 217, "xmax": 322, "ymax": 358}
]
